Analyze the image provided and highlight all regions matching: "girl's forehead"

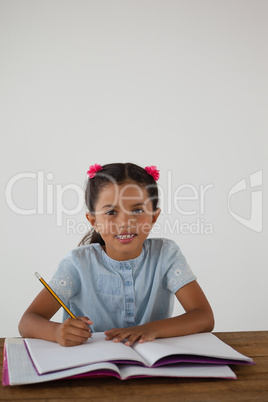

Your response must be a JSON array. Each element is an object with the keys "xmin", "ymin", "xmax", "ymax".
[{"xmin": 98, "ymin": 182, "xmax": 149, "ymax": 204}]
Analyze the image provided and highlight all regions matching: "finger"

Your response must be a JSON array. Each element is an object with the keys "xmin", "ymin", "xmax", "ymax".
[
  {"xmin": 64, "ymin": 317, "xmax": 90, "ymax": 328},
  {"xmin": 77, "ymin": 316, "xmax": 93, "ymax": 326},
  {"xmin": 63, "ymin": 319, "xmax": 92, "ymax": 339},
  {"xmin": 112, "ymin": 331, "xmax": 134, "ymax": 343},
  {"xmin": 66, "ymin": 328, "xmax": 92, "ymax": 345},
  {"xmin": 104, "ymin": 328, "xmax": 118, "ymax": 336},
  {"xmin": 59, "ymin": 327, "xmax": 91, "ymax": 346},
  {"xmin": 67, "ymin": 325, "xmax": 92, "ymax": 339},
  {"xmin": 138, "ymin": 335, "xmax": 146, "ymax": 344},
  {"xmin": 106, "ymin": 331, "xmax": 127, "ymax": 342},
  {"xmin": 104, "ymin": 329, "xmax": 121, "ymax": 340},
  {"xmin": 71, "ymin": 319, "xmax": 92, "ymax": 332},
  {"xmin": 62, "ymin": 333, "xmax": 89, "ymax": 346},
  {"xmin": 124, "ymin": 333, "xmax": 142, "ymax": 346},
  {"xmin": 138, "ymin": 334, "xmax": 155, "ymax": 343}
]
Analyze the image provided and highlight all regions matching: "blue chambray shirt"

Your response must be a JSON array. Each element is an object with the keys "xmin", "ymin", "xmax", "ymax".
[{"xmin": 49, "ymin": 238, "xmax": 196, "ymax": 332}]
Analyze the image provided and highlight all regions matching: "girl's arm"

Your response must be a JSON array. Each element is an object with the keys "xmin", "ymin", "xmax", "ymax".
[
  {"xmin": 18, "ymin": 288, "xmax": 92, "ymax": 346},
  {"xmin": 105, "ymin": 280, "xmax": 214, "ymax": 346}
]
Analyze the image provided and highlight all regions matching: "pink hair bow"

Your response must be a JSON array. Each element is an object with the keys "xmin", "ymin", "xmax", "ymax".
[
  {"xmin": 87, "ymin": 163, "xmax": 103, "ymax": 178},
  {"xmin": 145, "ymin": 165, "xmax": 160, "ymax": 181}
]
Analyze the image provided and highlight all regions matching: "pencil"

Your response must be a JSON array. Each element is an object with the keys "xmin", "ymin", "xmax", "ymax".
[{"xmin": 35, "ymin": 272, "xmax": 76, "ymax": 319}]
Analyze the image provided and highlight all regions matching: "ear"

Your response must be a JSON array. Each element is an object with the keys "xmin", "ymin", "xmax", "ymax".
[
  {"xmin": 151, "ymin": 207, "xmax": 161, "ymax": 225},
  {"xmin": 86, "ymin": 212, "xmax": 97, "ymax": 231}
]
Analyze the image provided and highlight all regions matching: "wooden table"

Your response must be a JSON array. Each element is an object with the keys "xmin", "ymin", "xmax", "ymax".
[{"xmin": 1, "ymin": 331, "xmax": 267, "ymax": 401}]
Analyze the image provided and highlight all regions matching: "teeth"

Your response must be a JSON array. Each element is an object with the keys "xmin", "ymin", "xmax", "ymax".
[{"xmin": 117, "ymin": 234, "xmax": 135, "ymax": 239}]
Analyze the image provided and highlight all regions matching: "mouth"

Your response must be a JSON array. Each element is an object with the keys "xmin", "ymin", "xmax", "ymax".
[
  {"xmin": 115, "ymin": 233, "xmax": 137, "ymax": 243},
  {"xmin": 116, "ymin": 233, "xmax": 136, "ymax": 239}
]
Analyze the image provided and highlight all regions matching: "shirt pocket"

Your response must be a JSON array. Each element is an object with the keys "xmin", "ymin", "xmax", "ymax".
[
  {"xmin": 98, "ymin": 274, "xmax": 122, "ymax": 295},
  {"xmin": 97, "ymin": 274, "xmax": 123, "ymax": 316}
]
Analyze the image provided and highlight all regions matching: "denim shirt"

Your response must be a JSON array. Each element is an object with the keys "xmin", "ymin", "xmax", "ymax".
[{"xmin": 49, "ymin": 238, "xmax": 196, "ymax": 332}]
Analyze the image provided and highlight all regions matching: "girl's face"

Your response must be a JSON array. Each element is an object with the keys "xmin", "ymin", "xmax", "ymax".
[{"xmin": 86, "ymin": 181, "xmax": 160, "ymax": 261}]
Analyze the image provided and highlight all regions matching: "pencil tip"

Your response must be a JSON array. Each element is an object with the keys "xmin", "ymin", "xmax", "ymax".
[{"xmin": 35, "ymin": 272, "xmax": 41, "ymax": 279}]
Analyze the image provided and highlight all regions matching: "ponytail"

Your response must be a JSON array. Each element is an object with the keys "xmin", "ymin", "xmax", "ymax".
[{"xmin": 78, "ymin": 228, "xmax": 105, "ymax": 247}]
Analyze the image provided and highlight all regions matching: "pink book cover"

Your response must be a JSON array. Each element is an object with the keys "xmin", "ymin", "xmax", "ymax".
[{"xmin": 2, "ymin": 342, "xmax": 10, "ymax": 386}]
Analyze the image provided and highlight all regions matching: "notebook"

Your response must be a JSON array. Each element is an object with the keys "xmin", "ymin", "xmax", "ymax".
[
  {"xmin": 24, "ymin": 332, "xmax": 253, "ymax": 374},
  {"xmin": 3, "ymin": 332, "xmax": 253, "ymax": 385}
]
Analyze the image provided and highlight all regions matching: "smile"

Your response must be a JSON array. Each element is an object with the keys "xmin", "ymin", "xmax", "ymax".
[{"xmin": 116, "ymin": 234, "xmax": 136, "ymax": 239}]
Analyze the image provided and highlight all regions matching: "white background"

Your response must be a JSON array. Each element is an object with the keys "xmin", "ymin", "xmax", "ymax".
[{"xmin": 1, "ymin": 0, "xmax": 267, "ymax": 337}]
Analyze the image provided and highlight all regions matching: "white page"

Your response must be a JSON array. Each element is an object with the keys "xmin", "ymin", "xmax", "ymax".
[
  {"xmin": 132, "ymin": 332, "xmax": 253, "ymax": 367},
  {"xmin": 25, "ymin": 332, "xmax": 145, "ymax": 374},
  {"xmin": 119, "ymin": 363, "xmax": 237, "ymax": 380},
  {"xmin": 5, "ymin": 338, "xmax": 121, "ymax": 386}
]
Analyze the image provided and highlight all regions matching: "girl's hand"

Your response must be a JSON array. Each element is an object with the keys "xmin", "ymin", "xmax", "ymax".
[
  {"xmin": 55, "ymin": 316, "xmax": 93, "ymax": 347},
  {"xmin": 104, "ymin": 323, "xmax": 157, "ymax": 346}
]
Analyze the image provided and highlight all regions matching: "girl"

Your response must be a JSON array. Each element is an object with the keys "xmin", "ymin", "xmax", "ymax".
[{"xmin": 19, "ymin": 162, "xmax": 214, "ymax": 347}]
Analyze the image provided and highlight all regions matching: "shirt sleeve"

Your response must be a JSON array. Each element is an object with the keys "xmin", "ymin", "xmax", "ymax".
[
  {"xmin": 162, "ymin": 239, "xmax": 197, "ymax": 293},
  {"xmin": 48, "ymin": 251, "xmax": 81, "ymax": 305}
]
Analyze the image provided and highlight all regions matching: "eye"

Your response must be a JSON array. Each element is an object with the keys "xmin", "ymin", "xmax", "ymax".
[
  {"xmin": 132, "ymin": 208, "xmax": 144, "ymax": 215},
  {"xmin": 106, "ymin": 210, "xmax": 117, "ymax": 216}
]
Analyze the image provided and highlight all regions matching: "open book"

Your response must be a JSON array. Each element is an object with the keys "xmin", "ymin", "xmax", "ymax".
[
  {"xmin": 3, "ymin": 332, "xmax": 253, "ymax": 385},
  {"xmin": 24, "ymin": 332, "xmax": 253, "ymax": 374}
]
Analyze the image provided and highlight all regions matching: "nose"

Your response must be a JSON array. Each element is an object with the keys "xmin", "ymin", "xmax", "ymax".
[{"xmin": 119, "ymin": 212, "xmax": 135, "ymax": 229}]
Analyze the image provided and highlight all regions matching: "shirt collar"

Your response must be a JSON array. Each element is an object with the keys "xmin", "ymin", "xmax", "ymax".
[{"xmin": 94, "ymin": 243, "xmax": 145, "ymax": 269}]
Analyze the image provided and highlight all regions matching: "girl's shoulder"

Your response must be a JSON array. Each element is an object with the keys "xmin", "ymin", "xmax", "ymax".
[{"xmin": 61, "ymin": 243, "xmax": 103, "ymax": 263}]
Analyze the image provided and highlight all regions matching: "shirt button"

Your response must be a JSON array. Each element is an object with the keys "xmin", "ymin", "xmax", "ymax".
[
  {"xmin": 125, "ymin": 281, "xmax": 132, "ymax": 286},
  {"xmin": 126, "ymin": 265, "xmax": 131, "ymax": 270},
  {"xmin": 126, "ymin": 311, "xmax": 134, "ymax": 317},
  {"xmin": 127, "ymin": 298, "xmax": 134, "ymax": 303}
]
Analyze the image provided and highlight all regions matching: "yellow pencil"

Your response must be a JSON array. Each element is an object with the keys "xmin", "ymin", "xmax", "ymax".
[{"xmin": 35, "ymin": 272, "xmax": 76, "ymax": 319}]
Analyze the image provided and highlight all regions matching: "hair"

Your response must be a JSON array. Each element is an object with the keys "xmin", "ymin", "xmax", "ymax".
[{"xmin": 78, "ymin": 162, "xmax": 159, "ymax": 246}]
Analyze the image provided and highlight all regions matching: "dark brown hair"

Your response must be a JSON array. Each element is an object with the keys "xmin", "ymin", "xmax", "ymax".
[{"xmin": 78, "ymin": 162, "xmax": 159, "ymax": 246}]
